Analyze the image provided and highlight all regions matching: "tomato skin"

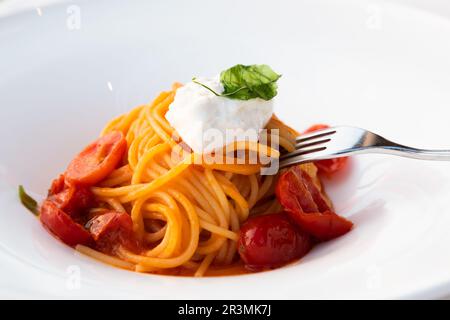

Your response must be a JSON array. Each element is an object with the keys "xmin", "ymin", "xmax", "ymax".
[
  {"xmin": 276, "ymin": 166, "xmax": 353, "ymax": 241},
  {"xmin": 87, "ymin": 211, "xmax": 139, "ymax": 253},
  {"xmin": 238, "ymin": 212, "xmax": 312, "ymax": 271},
  {"xmin": 40, "ymin": 200, "xmax": 93, "ymax": 247},
  {"xmin": 304, "ymin": 124, "xmax": 329, "ymax": 132},
  {"xmin": 48, "ymin": 174, "xmax": 66, "ymax": 196},
  {"xmin": 65, "ymin": 131, "xmax": 127, "ymax": 186},
  {"xmin": 48, "ymin": 185, "xmax": 94, "ymax": 217},
  {"xmin": 304, "ymin": 124, "xmax": 348, "ymax": 175}
]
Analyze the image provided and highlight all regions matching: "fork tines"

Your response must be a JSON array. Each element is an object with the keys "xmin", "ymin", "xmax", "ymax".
[{"xmin": 280, "ymin": 129, "xmax": 336, "ymax": 160}]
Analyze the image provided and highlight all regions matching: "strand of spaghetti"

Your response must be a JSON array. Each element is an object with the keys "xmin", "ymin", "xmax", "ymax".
[
  {"xmin": 178, "ymin": 179, "xmax": 219, "ymax": 224},
  {"xmin": 144, "ymin": 225, "xmax": 167, "ymax": 243},
  {"xmin": 267, "ymin": 115, "xmax": 299, "ymax": 138},
  {"xmin": 143, "ymin": 203, "xmax": 173, "ymax": 246},
  {"xmin": 204, "ymin": 168, "xmax": 230, "ymax": 216},
  {"xmin": 139, "ymin": 134, "xmax": 160, "ymax": 159},
  {"xmin": 152, "ymin": 91, "xmax": 175, "ymax": 135},
  {"xmin": 197, "ymin": 234, "xmax": 227, "ymax": 255},
  {"xmin": 224, "ymin": 141, "xmax": 280, "ymax": 159},
  {"xmin": 223, "ymin": 205, "xmax": 240, "ymax": 266},
  {"xmin": 106, "ymin": 165, "xmax": 132, "ymax": 179},
  {"xmin": 236, "ymin": 175, "xmax": 251, "ymax": 199},
  {"xmin": 75, "ymin": 245, "xmax": 135, "ymax": 270},
  {"xmin": 118, "ymin": 188, "xmax": 199, "ymax": 269},
  {"xmin": 278, "ymin": 136, "xmax": 295, "ymax": 152},
  {"xmin": 101, "ymin": 114, "xmax": 126, "ymax": 136},
  {"xmin": 185, "ymin": 171, "xmax": 226, "ymax": 227},
  {"xmin": 142, "ymin": 202, "xmax": 181, "ymax": 258},
  {"xmin": 163, "ymin": 157, "xmax": 221, "ymax": 226},
  {"xmin": 263, "ymin": 199, "xmax": 282, "ymax": 214},
  {"xmin": 231, "ymin": 174, "xmax": 245, "ymax": 194},
  {"xmin": 131, "ymin": 142, "xmax": 171, "ymax": 184},
  {"xmin": 144, "ymin": 161, "xmax": 167, "ymax": 182},
  {"xmin": 189, "ymin": 169, "xmax": 230, "ymax": 224},
  {"xmin": 99, "ymin": 166, "xmax": 132, "ymax": 187},
  {"xmin": 214, "ymin": 173, "xmax": 249, "ymax": 221},
  {"xmin": 195, "ymin": 253, "xmax": 217, "ymax": 277},
  {"xmin": 251, "ymin": 197, "xmax": 275, "ymax": 215},
  {"xmin": 215, "ymin": 240, "xmax": 228, "ymax": 264},
  {"xmin": 118, "ymin": 154, "xmax": 193, "ymax": 203},
  {"xmin": 145, "ymin": 191, "xmax": 183, "ymax": 254},
  {"xmin": 224, "ymin": 172, "xmax": 233, "ymax": 180},
  {"xmin": 146, "ymin": 96, "xmax": 174, "ymax": 143},
  {"xmin": 115, "ymin": 105, "xmax": 145, "ymax": 136},
  {"xmin": 247, "ymin": 174, "xmax": 259, "ymax": 209},
  {"xmin": 92, "ymin": 184, "xmax": 146, "ymax": 198},
  {"xmin": 192, "ymin": 205, "xmax": 219, "ymax": 225},
  {"xmin": 128, "ymin": 126, "xmax": 154, "ymax": 171},
  {"xmin": 105, "ymin": 198, "xmax": 126, "ymax": 212},
  {"xmin": 203, "ymin": 162, "xmax": 262, "ymax": 175},
  {"xmin": 143, "ymin": 211, "xmax": 165, "ymax": 221},
  {"xmin": 224, "ymin": 206, "xmax": 240, "ymax": 265},
  {"xmin": 130, "ymin": 196, "xmax": 147, "ymax": 240},
  {"xmin": 257, "ymin": 175, "xmax": 274, "ymax": 201},
  {"xmin": 143, "ymin": 218, "xmax": 172, "ymax": 258},
  {"xmin": 199, "ymin": 220, "xmax": 238, "ymax": 241},
  {"xmin": 148, "ymin": 91, "xmax": 171, "ymax": 110},
  {"xmin": 128, "ymin": 112, "xmax": 149, "ymax": 145}
]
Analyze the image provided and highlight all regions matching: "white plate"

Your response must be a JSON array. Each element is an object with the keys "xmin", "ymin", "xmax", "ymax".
[{"xmin": 1, "ymin": 0, "xmax": 450, "ymax": 299}]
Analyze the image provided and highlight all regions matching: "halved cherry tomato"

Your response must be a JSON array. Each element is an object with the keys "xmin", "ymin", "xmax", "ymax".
[
  {"xmin": 87, "ymin": 211, "xmax": 139, "ymax": 253},
  {"xmin": 276, "ymin": 166, "xmax": 353, "ymax": 241},
  {"xmin": 40, "ymin": 200, "xmax": 93, "ymax": 247},
  {"xmin": 304, "ymin": 124, "xmax": 348, "ymax": 175},
  {"xmin": 238, "ymin": 212, "xmax": 312, "ymax": 271},
  {"xmin": 48, "ymin": 186, "xmax": 94, "ymax": 217},
  {"xmin": 65, "ymin": 131, "xmax": 127, "ymax": 186},
  {"xmin": 48, "ymin": 174, "xmax": 66, "ymax": 196}
]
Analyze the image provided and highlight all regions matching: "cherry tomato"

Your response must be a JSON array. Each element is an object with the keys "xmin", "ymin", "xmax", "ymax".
[
  {"xmin": 276, "ymin": 165, "xmax": 353, "ymax": 241},
  {"xmin": 40, "ymin": 200, "xmax": 92, "ymax": 247},
  {"xmin": 87, "ymin": 211, "xmax": 139, "ymax": 253},
  {"xmin": 48, "ymin": 185, "xmax": 94, "ymax": 217},
  {"xmin": 304, "ymin": 124, "xmax": 348, "ymax": 175},
  {"xmin": 238, "ymin": 212, "xmax": 312, "ymax": 271},
  {"xmin": 48, "ymin": 174, "xmax": 66, "ymax": 196},
  {"xmin": 304, "ymin": 124, "xmax": 330, "ymax": 132},
  {"xmin": 65, "ymin": 131, "xmax": 127, "ymax": 186}
]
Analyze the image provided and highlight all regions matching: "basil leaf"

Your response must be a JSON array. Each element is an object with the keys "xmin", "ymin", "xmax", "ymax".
[
  {"xmin": 192, "ymin": 64, "xmax": 281, "ymax": 101},
  {"xmin": 18, "ymin": 185, "xmax": 38, "ymax": 215},
  {"xmin": 220, "ymin": 64, "xmax": 281, "ymax": 101}
]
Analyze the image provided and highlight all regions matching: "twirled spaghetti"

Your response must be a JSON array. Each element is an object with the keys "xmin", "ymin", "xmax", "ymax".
[{"xmin": 74, "ymin": 84, "xmax": 323, "ymax": 276}]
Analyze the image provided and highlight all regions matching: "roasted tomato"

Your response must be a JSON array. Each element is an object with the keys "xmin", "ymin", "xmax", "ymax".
[
  {"xmin": 87, "ymin": 211, "xmax": 139, "ymax": 253},
  {"xmin": 238, "ymin": 212, "xmax": 312, "ymax": 271},
  {"xmin": 48, "ymin": 174, "xmax": 66, "ymax": 196},
  {"xmin": 65, "ymin": 131, "xmax": 127, "ymax": 186},
  {"xmin": 40, "ymin": 200, "xmax": 92, "ymax": 247},
  {"xmin": 49, "ymin": 187, "xmax": 93, "ymax": 217},
  {"xmin": 304, "ymin": 124, "xmax": 348, "ymax": 175},
  {"xmin": 276, "ymin": 165, "xmax": 353, "ymax": 241}
]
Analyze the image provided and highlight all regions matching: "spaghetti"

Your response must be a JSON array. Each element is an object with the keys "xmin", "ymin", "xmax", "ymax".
[{"xmin": 34, "ymin": 82, "xmax": 352, "ymax": 277}]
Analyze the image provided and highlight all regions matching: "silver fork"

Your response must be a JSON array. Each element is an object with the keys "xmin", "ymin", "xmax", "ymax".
[{"xmin": 279, "ymin": 126, "xmax": 450, "ymax": 169}]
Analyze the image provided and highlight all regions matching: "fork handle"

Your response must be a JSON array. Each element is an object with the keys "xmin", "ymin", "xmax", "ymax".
[
  {"xmin": 356, "ymin": 135, "xmax": 450, "ymax": 161},
  {"xmin": 370, "ymin": 144, "xmax": 450, "ymax": 161}
]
